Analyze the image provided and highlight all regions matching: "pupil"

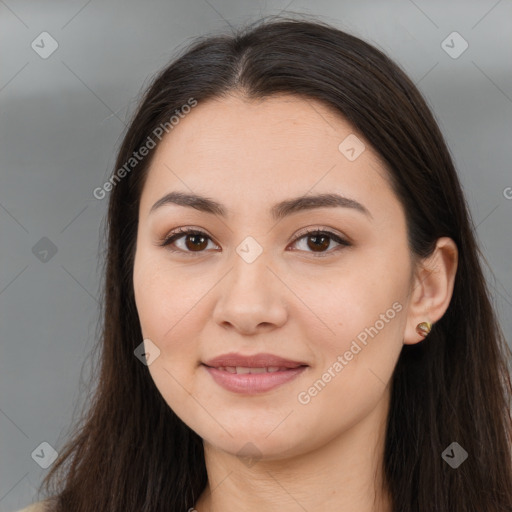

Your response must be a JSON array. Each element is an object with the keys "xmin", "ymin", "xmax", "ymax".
[
  {"xmin": 308, "ymin": 234, "xmax": 329, "ymax": 252},
  {"xmin": 186, "ymin": 234, "xmax": 207, "ymax": 251}
]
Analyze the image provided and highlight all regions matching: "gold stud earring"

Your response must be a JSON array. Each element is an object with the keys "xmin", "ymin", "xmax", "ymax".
[{"xmin": 416, "ymin": 321, "xmax": 432, "ymax": 338}]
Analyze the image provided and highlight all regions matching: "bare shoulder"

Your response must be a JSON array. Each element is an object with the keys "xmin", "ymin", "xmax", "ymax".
[{"xmin": 15, "ymin": 501, "xmax": 49, "ymax": 512}]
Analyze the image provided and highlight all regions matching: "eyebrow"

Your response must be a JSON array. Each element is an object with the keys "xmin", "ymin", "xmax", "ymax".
[{"xmin": 149, "ymin": 191, "xmax": 372, "ymax": 221}]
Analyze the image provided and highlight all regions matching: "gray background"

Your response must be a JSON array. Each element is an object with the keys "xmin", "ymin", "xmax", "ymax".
[{"xmin": 1, "ymin": 1, "xmax": 511, "ymax": 510}]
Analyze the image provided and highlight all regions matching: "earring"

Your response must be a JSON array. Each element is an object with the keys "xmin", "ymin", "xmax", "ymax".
[{"xmin": 416, "ymin": 321, "xmax": 432, "ymax": 338}]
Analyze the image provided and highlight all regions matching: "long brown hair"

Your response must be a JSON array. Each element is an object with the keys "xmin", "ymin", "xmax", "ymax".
[{"xmin": 38, "ymin": 15, "xmax": 512, "ymax": 511}]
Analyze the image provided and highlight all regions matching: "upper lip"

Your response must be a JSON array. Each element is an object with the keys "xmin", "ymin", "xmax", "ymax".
[{"xmin": 202, "ymin": 352, "xmax": 308, "ymax": 369}]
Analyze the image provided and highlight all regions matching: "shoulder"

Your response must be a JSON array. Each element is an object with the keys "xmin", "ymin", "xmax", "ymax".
[{"xmin": 15, "ymin": 501, "xmax": 48, "ymax": 512}]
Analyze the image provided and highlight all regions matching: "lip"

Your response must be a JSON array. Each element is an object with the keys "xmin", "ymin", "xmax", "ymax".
[
  {"xmin": 202, "ymin": 352, "xmax": 308, "ymax": 369},
  {"xmin": 201, "ymin": 352, "xmax": 309, "ymax": 394},
  {"xmin": 203, "ymin": 365, "xmax": 308, "ymax": 394}
]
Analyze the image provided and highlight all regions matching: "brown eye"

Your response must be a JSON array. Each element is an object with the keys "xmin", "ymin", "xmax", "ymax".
[
  {"xmin": 306, "ymin": 233, "xmax": 331, "ymax": 252},
  {"xmin": 160, "ymin": 229, "xmax": 217, "ymax": 254},
  {"xmin": 291, "ymin": 229, "xmax": 350, "ymax": 257},
  {"xmin": 160, "ymin": 227, "xmax": 350, "ymax": 257},
  {"xmin": 183, "ymin": 233, "xmax": 208, "ymax": 251}
]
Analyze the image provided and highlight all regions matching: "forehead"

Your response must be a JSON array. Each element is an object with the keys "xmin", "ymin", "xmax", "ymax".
[
  {"xmin": 140, "ymin": 93, "xmax": 396, "ymax": 219},
  {"xmin": 151, "ymin": 93, "xmax": 361, "ymax": 163}
]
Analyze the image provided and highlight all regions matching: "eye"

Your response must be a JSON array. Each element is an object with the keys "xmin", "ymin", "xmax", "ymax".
[
  {"xmin": 158, "ymin": 226, "xmax": 351, "ymax": 257},
  {"xmin": 158, "ymin": 227, "xmax": 219, "ymax": 254},
  {"xmin": 289, "ymin": 228, "xmax": 351, "ymax": 257}
]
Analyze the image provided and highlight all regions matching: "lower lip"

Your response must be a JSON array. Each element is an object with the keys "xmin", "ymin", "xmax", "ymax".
[{"xmin": 202, "ymin": 364, "xmax": 308, "ymax": 394}]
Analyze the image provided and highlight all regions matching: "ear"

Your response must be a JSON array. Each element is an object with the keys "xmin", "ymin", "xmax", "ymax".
[{"xmin": 404, "ymin": 237, "xmax": 458, "ymax": 345}]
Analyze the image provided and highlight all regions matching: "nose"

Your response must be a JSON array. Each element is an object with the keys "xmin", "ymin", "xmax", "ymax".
[{"xmin": 212, "ymin": 252, "xmax": 288, "ymax": 335}]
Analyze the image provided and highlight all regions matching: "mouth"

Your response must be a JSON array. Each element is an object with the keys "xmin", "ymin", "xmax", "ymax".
[
  {"xmin": 201, "ymin": 362, "xmax": 309, "ymax": 394},
  {"xmin": 203, "ymin": 365, "xmax": 307, "ymax": 374},
  {"xmin": 202, "ymin": 352, "xmax": 308, "ymax": 370}
]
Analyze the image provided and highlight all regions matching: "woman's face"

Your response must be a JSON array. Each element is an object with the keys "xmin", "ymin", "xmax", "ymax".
[{"xmin": 133, "ymin": 94, "xmax": 414, "ymax": 459}]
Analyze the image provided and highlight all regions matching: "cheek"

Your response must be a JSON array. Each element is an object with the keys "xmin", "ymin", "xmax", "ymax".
[
  {"xmin": 292, "ymin": 250, "xmax": 409, "ymax": 403},
  {"xmin": 133, "ymin": 255, "xmax": 199, "ymax": 386},
  {"xmin": 134, "ymin": 249, "xmax": 198, "ymax": 342},
  {"xmin": 294, "ymin": 291, "xmax": 405, "ymax": 435},
  {"xmin": 134, "ymin": 262, "xmax": 170, "ymax": 341},
  {"xmin": 289, "ymin": 251, "xmax": 409, "ymax": 351},
  {"xmin": 133, "ymin": 259, "xmax": 204, "ymax": 418}
]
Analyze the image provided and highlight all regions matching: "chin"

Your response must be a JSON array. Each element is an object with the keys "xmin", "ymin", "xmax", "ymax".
[{"xmin": 201, "ymin": 426, "xmax": 306, "ymax": 461}]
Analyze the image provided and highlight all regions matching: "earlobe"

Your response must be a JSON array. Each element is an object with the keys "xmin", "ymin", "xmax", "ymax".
[{"xmin": 403, "ymin": 237, "xmax": 458, "ymax": 345}]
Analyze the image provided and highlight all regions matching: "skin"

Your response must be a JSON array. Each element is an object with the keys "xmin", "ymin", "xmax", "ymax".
[{"xmin": 133, "ymin": 93, "xmax": 458, "ymax": 512}]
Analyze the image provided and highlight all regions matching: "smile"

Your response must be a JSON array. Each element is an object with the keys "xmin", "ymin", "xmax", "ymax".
[{"xmin": 202, "ymin": 364, "xmax": 308, "ymax": 393}]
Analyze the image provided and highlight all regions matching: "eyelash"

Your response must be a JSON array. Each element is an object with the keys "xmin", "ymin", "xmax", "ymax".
[{"xmin": 158, "ymin": 226, "xmax": 351, "ymax": 258}]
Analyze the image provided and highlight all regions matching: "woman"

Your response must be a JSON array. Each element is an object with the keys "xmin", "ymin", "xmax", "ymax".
[{"xmin": 20, "ymin": 15, "xmax": 512, "ymax": 512}]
